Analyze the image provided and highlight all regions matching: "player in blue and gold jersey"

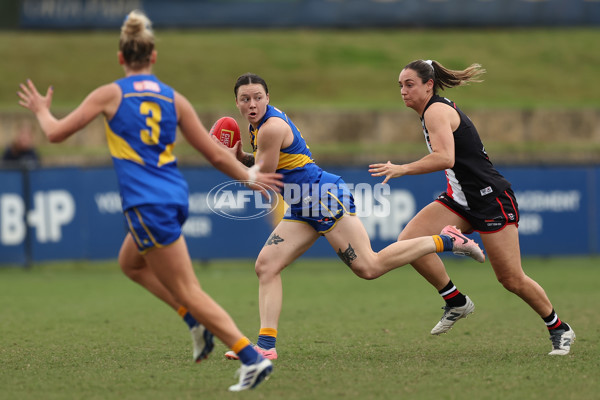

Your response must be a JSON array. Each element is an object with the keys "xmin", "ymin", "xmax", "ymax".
[
  {"xmin": 222, "ymin": 73, "xmax": 485, "ymax": 361},
  {"xmin": 18, "ymin": 10, "xmax": 280, "ymax": 392}
]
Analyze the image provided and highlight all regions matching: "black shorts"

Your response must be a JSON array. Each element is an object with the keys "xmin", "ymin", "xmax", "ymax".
[{"xmin": 435, "ymin": 188, "xmax": 519, "ymax": 233}]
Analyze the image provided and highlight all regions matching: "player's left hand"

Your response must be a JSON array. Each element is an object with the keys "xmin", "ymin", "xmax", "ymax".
[
  {"xmin": 246, "ymin": 163, "xmax": 284, "ymax": 198},
  {"xmin": 18, "ymin": 79, "xmax": 53, "ymax": 114},
  {"xmin": 368, "ymin": 161, "xmax": 406, "ymax": 184},
  {"xmin": 211, "ymin": 134, "xmax": 246, "ymax": 162}
]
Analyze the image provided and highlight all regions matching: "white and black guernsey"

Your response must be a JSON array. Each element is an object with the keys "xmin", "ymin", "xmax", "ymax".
[{"xmin": 421, "ymin": 95, "xmax": 511, "ymax": 211}]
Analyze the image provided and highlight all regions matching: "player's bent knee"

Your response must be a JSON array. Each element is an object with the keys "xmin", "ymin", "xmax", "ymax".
[
  {"xmin": 355, "ymin": 270, "xmax": 378, "ymax": 280},
  {"xmin": 349, "ymin": 263, "xmax": 380, "ymax": 280},
  {"xmin": 255, "ymin": 259, "xmax": 285, "ymax": 280},
  {"xmin": 120, "ymin": 262, "xmax": 142, "ymax": 280}
]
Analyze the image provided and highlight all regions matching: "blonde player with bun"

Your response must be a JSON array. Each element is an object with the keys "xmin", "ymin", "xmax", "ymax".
[
  {"xmin": 17, "ymin": 10, "xmax": 280, "ymax": 391},
  {"xmin": 370, "ymin": 59, "xmax": 575, "ymax": 355}
]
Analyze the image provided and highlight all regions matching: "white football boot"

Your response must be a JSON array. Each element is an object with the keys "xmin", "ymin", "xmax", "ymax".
[
  {"xmin": 228, "ymin": 358, "xmax": 273, "ymax": 392},
  {"xmin": 431, "ymin": 296, "xmax": 475, "ymax": 335}
]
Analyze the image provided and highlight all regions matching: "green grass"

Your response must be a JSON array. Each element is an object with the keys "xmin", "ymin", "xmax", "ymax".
[
  {"xmin": 1, "ymin": 257, "xmax": 598, "ymax": 400},
  {"xmin": 5, "ymin": 28, "xmax": 600, "ymax": 164},
  {"xmin": 3, "ymin": 28, "xmax": 600, "ymax": 112}
]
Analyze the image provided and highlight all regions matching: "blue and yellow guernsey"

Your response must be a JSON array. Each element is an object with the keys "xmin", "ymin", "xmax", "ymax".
[
  {"xmin": 105, "ymin": 74, "xmax": 188, "ymax": 211},
  {"xmin": 251, "ymin": 105, "xmax": 342, "ymax": 212}
]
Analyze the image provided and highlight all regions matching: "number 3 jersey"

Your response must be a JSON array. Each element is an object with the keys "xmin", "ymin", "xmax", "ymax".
[{"xmin": 105, "ymin": 74, "xmax": 188, "ymax": 211}]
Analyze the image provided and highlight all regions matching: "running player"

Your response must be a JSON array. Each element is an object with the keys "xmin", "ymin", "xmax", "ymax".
[
  {"xmin": 17, "ymin": 10, "xmax": 280, "ymax": 391},
  {"xmin": 223, "ymin": 72, "xmax": 485, "ymax": 361},
  {"xmin": 369, "ymin": 59, "xmax": 575, "ymax": 355}
]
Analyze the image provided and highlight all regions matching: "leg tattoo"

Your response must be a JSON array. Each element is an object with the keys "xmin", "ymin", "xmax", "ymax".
[
  {"xmin": 337, "ymin": 243, "xmax": 357, "ymax": 267},
  {"xmin": 265, "ymin": 233, "xmax": 284, "ymax": 246}
]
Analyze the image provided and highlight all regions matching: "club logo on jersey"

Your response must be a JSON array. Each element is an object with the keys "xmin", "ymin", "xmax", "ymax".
[
  {"xmin": 480, "ymin": 186, "xmax": 493, "ymax": 196},
  {"xmin": 133, "ymin": 80, "xmax": 161, "ymax": 92}
]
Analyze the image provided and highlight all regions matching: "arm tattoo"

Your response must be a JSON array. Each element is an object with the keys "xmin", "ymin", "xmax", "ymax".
[
  {"xmin": 265, "ymin": 233, "xmax": 284, "ymax": 246},
  {"xmin": 240, "ymin": 152, "xmax": 255, "ymax": 167},
  {"xmin": 337, "ymin": 243, "xmax": 357, "ymax": 267}
]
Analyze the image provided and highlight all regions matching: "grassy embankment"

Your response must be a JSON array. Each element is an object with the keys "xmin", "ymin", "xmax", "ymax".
[{"xmin": 2, "ymin": 28, "xmax": 599, "ymax": 162}]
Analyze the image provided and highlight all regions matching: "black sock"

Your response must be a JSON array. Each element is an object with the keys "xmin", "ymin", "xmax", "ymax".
[
  {"xmin": 438, "ymin": 280, "xmax": 467, "ymax": 307},
  {"xmin": 543, "ymin": 309, "xmax": 567, "ymax": 331}
]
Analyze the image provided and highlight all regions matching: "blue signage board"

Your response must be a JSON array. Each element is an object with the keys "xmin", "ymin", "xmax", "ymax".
[
  {"xmin": 0, "ymin": 170, "xmax": 27, "ymax": 264},
  {"xmin": 27, "ymin": 168, "xmax": 87, "ymax": 261},
  {"xmin": 501, "ymin": 166, "xmax": 591, "ymax": 256},
  {"xmin": 0, "ymin": 165, "xmax": 598, "ymax": 266},
  {"xmin": 80, "ymin": 167, "xmax": 127, "ymax": 260},
  {"xmin": 19, "ymin": 0, "xmax": 600, "ymax": 29},
  {"xmin": 181, "ymin": 169, "xmax": 274, "ymax": 260},
  {"xmin": 594, "ymin": 167, "xmax": 600, "ymax": 254}
]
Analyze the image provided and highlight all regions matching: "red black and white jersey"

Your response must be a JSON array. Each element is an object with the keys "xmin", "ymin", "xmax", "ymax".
[{"xmin": 420, "ymin": 95, "xmax": 511, "ymax": 211}]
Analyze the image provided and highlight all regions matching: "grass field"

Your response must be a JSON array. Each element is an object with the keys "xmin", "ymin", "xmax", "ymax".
[{"xmin": 1, "ymin": 257, "xmax": 598, "ymax": 400}]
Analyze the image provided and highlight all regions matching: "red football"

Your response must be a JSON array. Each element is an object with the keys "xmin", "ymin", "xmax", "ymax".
[{"xmin": 209, "ymin": 116, "xmax": 241, "ymax": 148}]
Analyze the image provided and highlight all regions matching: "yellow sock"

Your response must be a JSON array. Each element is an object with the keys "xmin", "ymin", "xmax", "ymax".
[
  {"xmin": 432, "ymin": 235, "xmax": 445, "ymax": 253},
  {"xmin": 259, "ymin": 328, "xmax": 278, "ymax": 338},
  {"xmin": 177, "ymin": 306, "xmax": 188, "ymax": 318},
  {"xmin": 231, "ymin": 337, "xmax": 252, "ymax": 354}
]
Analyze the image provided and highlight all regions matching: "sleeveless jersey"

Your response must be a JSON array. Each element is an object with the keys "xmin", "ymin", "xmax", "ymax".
[
  {"xmin": 421, "ymin": 95, "xmax": 510, "ymax": 210},
  {"xmin": 250, "ymin": 105, "xmax": 333, "ymax": 211},
  {"xmin": 105, "ymin": 74, "xmax": 188, "ymax": 210}
]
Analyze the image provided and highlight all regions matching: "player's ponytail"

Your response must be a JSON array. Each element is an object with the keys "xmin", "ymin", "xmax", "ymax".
[{"xmin": 405, "ymin": 60, "xmax": 486, "ymax": 94}]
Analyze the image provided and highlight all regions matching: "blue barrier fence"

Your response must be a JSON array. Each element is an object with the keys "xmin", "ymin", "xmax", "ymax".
[
  {"xmin": 20, "ymin": 0, "xmax": 600, "ymax": 29},
  {"xmin": 0, "ymin": 165, "xmax": 597, "ymax": 266}
]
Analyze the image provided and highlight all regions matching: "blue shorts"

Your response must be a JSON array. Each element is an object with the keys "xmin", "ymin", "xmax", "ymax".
[
  {"xmin": 283, "ymin": 177, "xmax": 356, "ymax": 235},
  {"xmin": 124, "ymin": 204, "xmax": 188, "ymax": 253}
]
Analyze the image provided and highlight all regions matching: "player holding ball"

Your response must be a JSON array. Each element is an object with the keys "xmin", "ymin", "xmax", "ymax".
[{"xmin": 221, "ymin": 72, "xmax": 486, "ymax": 361}]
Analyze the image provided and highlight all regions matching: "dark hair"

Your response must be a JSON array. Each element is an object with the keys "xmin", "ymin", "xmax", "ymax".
[
  {"xmin": 404, "ymin": 60, "xmax": 485, "ymax": 94},
  {"xmin": 234, "ymin": 73, "xmax": 269, "ymax": 97},
  {"xmin": 119, "ymin": 10, "xmax": 154, "ymax": 70}
]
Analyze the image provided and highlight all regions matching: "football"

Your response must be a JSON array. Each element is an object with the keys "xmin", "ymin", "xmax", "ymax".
[{"xmin": 210, "ymin": 116, "xmax": 241, "ymax": 148}]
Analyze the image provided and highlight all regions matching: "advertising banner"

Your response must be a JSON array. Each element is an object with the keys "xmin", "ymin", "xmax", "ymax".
[
  {"xmin": 502, "ymin": 167, "xmax": 591, "ymax": 256},
  {"xmin": 20, "ymin": 0, "xmax": 600, "ymax": 29},
  {"xmin": 0, "ymin": 165, "xmax": 597, "ymax": 266},
  {"xmin": 0, "ymin": 170, "xmax": 27, "ymax": 264}
]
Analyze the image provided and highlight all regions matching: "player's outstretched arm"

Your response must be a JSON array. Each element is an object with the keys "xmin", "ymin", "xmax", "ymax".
[{"xmin": 18, "ymin": 79, "xmax": 119, "ymax": 143}]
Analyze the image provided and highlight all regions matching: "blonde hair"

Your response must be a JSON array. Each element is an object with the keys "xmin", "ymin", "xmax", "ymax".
[
  {"xmin": 404, "ymin": 60, "xmax": 486, "ymax": 94},
  {"xmin": 119, "ymin": 10, "xmax": 154, "ymax": 70}
]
